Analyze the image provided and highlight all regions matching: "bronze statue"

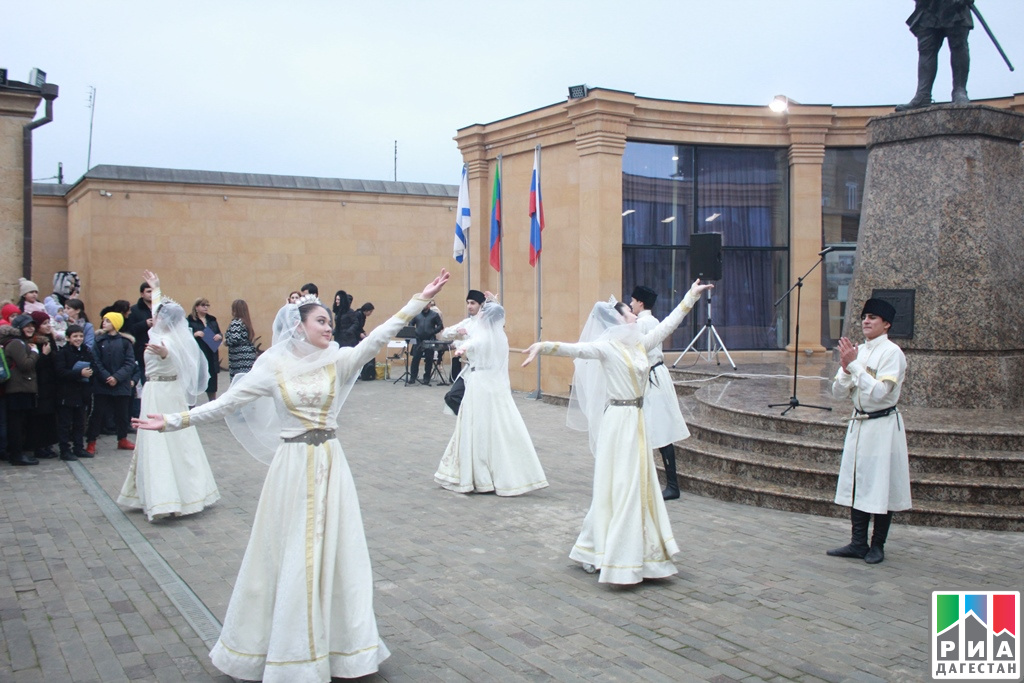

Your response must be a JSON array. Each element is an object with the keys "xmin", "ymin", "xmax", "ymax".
[{"xmin": 896, "ymin": 0, "xmax": 974, "ymax": 111}]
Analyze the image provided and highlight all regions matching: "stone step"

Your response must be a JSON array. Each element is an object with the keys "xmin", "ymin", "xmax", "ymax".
[
  {"xmin": 669, "ymin": 467, "xmax": 1024, "ymax": 531},
  {"xmin": 692, "ymin": 392, "xmax": 1024, "ymax": 452},
  {"xmin": 684, "ymin": 414, "xmax": 1024, "ymax": 478},
  {"xmin": 675, "ymin": 439, "xmax": 1024, "ymax": 506}
]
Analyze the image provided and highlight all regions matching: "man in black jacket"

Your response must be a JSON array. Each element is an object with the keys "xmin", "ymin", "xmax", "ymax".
[
  {"xmin": 408, "ymin": 302, "xmax": 444, "ymax": 386},
  {"xmin": 125, "ymin": 281, "xmax": 153, "ymax": 374}
]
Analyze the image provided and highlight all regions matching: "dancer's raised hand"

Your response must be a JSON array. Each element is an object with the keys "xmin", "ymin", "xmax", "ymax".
[{"xmin": 421, "ymin": 269, "xmax": 451, "ymax": 299}]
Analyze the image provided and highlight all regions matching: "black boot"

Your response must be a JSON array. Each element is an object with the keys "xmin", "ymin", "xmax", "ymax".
[
  {"xmin": 950, "ymin": 37, "xmax": 970, "ymax": 103},
  {"xmin": 827, "ymin": 508, "xmax": 870, "ymax": 558},
  {"xmin": 660, "ymin": 445, "xmax": 679, "ymax": 500},
  {"xmin": 895, "ymin": 48, "xmax": 937, "ymax": 112},
  {"xmin": 11, "ymin": 452, "xmax": 40, "ymax": 466},
  {"xmin": 864, "ymin": 512, "xmax": 893, "ymax": 564}
]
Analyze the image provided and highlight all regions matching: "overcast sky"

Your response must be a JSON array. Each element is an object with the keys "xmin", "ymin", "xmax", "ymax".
[{"xmin": 7, "ymin": 0, "xmax": 1024, "ymax": 187}]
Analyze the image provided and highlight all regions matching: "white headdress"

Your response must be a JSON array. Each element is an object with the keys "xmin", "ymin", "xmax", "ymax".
[
  {"xmin": 151, "ymin": 298, "xmax": 209, "ymax": 405},
  {"xmin": 224, "ymin": 299, "xmax": 354, "ymax": 464},
  {"xmin": 566, "ymin": 297, "xmax": 643, "ymax": 457}
]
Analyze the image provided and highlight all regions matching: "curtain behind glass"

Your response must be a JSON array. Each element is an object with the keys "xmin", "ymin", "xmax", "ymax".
[{"xmin": 622, "ymin": 142, "xmax": 789, "ymax": 350}]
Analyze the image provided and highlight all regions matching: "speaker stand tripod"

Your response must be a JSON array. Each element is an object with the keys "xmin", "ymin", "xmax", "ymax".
[
  {"xmin": 768, "ymin": 253, "xmax": 833, "ymax": 415},
  {"xmin": 672, "ymin": 291, "xmax": 737, "ymax": 370}
]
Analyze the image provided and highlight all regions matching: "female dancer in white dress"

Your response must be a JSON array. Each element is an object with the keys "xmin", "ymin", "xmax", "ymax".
[
  {"xmin": 522, "ymin": 279, "xmax": 712, "ymax": 585},
  {"xmin": 434, "ymin": 295, "xmax": 548, "ymax": 496},
  {"xmin": 118, "ymin": 271, "xmax": 219, "ymax": 521},
  {"xmin": 134, "ymin": 270, "xmax": 451, "ymax": 682}
]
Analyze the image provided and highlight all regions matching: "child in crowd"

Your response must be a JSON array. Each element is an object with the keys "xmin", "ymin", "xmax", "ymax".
[
  {"xmin": 86, "ymin": 312, "xmax": 136, "ymax": 455},
  {"xmin": 54, "ymin": 324, "xmax": 95, "ymax": 461},
  {"xmin": 18, "ymin": 278, "xmax": 45, "ymax": 315}
]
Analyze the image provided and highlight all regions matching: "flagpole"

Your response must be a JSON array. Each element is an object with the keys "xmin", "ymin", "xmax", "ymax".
[
  {"xmin": 497, "ymin": 154, "xmax": 504, "ymax": 300},
  {"xmin": 529, "ymin": 144, "xmax": 543, "ymax": 400}
]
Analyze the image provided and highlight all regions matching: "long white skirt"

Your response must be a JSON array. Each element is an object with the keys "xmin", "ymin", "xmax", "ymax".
[
  {"xmin": 569, "ymin": 405, "xmax": 679, "ymax": 584},
  {"xmin": 117, "ymin": 379, "xmax": 219, "ymax": 521},
  {"xmin": 434, "ymin": 370, "xmax": 548, "ymax": 496},
  {"xmin": 643, "ymin": 363, "xmax": 690, "ymax": 449},
  {"xmin": 209, "ymin": 439, "xmax": 389, "ymax": 683}
]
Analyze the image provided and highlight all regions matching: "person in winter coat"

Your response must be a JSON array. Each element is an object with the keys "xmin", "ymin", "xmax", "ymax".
[
  {"xmin": 86, "ymin": 312, "xmax": 137, "ymax": 455},
  {"xmin": 1, "ymin": 314, "xmax": 46, "ymax": 465},
  {"xmin": 28, "ymin": 311, "xmax": 60, "ymax": 459},
  {"xmin": 187, "ymin": 298, "xmax": 222, "ymax": 401},
  {"xmin": 54, "ymin": 324, "xmax": 95, "ymax": 461}
]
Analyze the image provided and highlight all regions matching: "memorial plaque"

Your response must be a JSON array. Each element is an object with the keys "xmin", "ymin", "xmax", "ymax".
[{"xmin": 871, "ymin": 288, "xmax": 914, "ymax": 339}]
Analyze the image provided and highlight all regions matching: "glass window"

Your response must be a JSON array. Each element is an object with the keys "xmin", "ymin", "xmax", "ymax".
[
  {"xmin": 622, "ymin": 142, "xmax": 789, "ymax": 350},
  {"xmin": 820, "ymin": 148, "xmax": 867, "ymax": 347}
]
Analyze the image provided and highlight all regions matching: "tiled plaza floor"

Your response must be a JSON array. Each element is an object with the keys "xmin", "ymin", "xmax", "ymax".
[{"xmin": 2, "ymin": 374, "xmax": 1021, "ymax": 682}]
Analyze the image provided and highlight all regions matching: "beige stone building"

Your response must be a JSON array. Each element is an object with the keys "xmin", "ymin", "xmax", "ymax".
[{"xmin": 5, "ymin": 80, "xmax": 1022, "ymax": 392}]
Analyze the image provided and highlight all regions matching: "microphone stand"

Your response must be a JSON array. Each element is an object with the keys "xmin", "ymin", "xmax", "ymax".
[{"xmin": 768, "ymin": 249, "xmax": 834, "ymax": 415}]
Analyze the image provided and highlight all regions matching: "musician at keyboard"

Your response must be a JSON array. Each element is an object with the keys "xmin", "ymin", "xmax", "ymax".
[{"xmin": 407, "ymin": 301, "xmax": 444, "ymax": 386}]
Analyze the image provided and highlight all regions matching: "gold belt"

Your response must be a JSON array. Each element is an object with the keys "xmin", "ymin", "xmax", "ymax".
[
  {"xmin": 608, "ymin": 397, "xmax": 644, "ymax": 408},
  {"xmin": 146, "ymin": 375, "xmax": 177, "ymax": 382},
  {"xmin": 282, "ymin": 429, "xmax": 336, "ymax": 446}
]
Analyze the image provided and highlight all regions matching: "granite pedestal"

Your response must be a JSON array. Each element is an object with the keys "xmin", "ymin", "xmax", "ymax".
[{"xmin": 847, "ymin": 105, "xmax": 1024, "ymax": 409}]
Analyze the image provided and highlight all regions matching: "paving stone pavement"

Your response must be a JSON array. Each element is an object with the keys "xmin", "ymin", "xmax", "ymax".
[{"xmin": 1, "ymin": 373, "xmax": 1022, "ymax": 682}]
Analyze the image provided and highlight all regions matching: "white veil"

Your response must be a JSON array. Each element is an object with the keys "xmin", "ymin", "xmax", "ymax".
[
  {"xmin": 224, "ymin": 299, "xmax": 358, "ymax": 464},
  {"xmin": 566, "ymin": 299, "xmax": 643, "ymax": 456},
  {"xmin": 151, "ymin": 299, "xmax": 209, "ymax": 406},
  {"xmin": 469, "ymin": 300, "xmax": 509, "ymax": 379}
]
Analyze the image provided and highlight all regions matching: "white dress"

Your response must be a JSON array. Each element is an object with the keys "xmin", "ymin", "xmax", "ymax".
[
  {"xmin": 159, "ymin": 296, "xmax": 428, "ymax": 682},
  {"xmin": 434, "ymin": 302, "xmax": 548, "ymax": 496},
  {"xmin": 635, "ymin": 310, "xmax": 690, "ymax": 448},
  {"xmin": 831, "ymin": 333, "xmax": 912, "ymax": 515},
  {"xmin": 537, "ymin": 293, "xmax": 697, "ymax": 584},
  {"xmin": 117, "ymin": 348, "xmax": 220, "ymax": 521}
]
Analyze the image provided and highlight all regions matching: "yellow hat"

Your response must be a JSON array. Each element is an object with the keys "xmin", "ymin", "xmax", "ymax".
[{"xmin": 103, "ymin": 311, "xmax": 124, "ymax": 332}]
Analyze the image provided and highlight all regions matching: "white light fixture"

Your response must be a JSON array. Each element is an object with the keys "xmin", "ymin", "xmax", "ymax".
[
  {"xmin": 622, "ymin": 209, "xmax": 635, "ymax": 216},
  {"xmin": 671, "ymin": 155, "xmax": 679, "ymax": 161},
  {"xmin": 661, "ymin": 216, "xmax": 676, "ymax": 223},
  {"xmin": 705, "ymin": 213, "xmax": 721, "ymax": 222},
  {"xmin": 769, "ymin": 95, "xmax": 790, "ymax": 113},
  {"xmin": 99, "ymin": 190, "xmax": 112, "ymax": 197}
]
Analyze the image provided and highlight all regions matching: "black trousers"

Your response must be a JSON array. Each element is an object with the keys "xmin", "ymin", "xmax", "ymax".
[
  {"xmin": 410, "ymin": 344, "xmax": 436, "ymax": 381},
  {"xmin": 444, "ymin": 375, "xmax": 466, "ymax": 414},
  {"xmin": 5, "ymin": 404, "xmax": 34, "ymax": 458},
  {"xmin": 88, "ymin": 395, "xmax": 131, "ymax": 441},
  {"xmin": 57, "ymin": 404, "xmax": 88, "ymax": 455}
]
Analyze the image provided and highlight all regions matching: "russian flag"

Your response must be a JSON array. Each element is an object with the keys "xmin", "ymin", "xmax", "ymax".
[
  {"xmin": 489, "ymin": 162, "xmax": 501, "ymax": 271},
  {"xmin": 529, "ymin": 147, "xmax": 544, "ymax": 267},
  {"xmin": 453, "ymin": 165, "xmax": 470, "ymax": 263}
]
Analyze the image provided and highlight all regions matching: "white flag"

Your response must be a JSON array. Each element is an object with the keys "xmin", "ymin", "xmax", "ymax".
[{"xmin": 453, "ymin": 165, "xmax": 470, "ymax": 263}]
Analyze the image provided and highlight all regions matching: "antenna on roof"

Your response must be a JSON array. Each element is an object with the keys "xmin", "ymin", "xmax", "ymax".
[
  {"xmin": 394, "ymin": 140, "xmax": 397, "ymax": 182},
  {"xmin": 86, "ymin": 86, "xmax": 96, "ymax": 171}
]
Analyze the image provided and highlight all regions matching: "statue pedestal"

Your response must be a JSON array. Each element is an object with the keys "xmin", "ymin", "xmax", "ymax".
[{"xmin": 848, "ymin": 105, "xmax": 1024, "ymax": 409}]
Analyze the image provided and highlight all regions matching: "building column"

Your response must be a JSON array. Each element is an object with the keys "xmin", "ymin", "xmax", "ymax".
[
  {"xmin": 567, "ymin": 92, "xmax": 636, "ymax": 313},
  {"xmin": 0, "ymin": 89, "xmax": 44, "ymax": 297},
  {"xmin": 785, "ymin": 110, "xmax": 831, "ymax": 353}
]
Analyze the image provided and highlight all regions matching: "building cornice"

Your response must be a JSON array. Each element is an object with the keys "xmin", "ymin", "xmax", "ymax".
[{"xmin": 0, "ymin": 90, "xmax": 43, "ymax": 118}]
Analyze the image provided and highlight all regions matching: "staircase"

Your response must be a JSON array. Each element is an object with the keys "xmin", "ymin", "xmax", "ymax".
[{"xmin": 671, "ymin": 380, "xmax": 1024, "ymax": 531}]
